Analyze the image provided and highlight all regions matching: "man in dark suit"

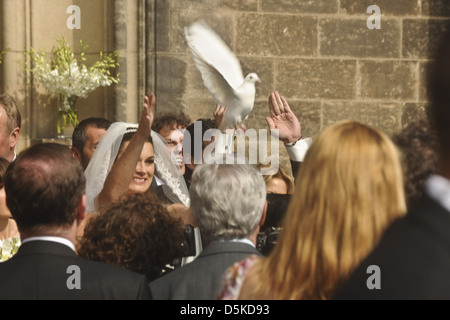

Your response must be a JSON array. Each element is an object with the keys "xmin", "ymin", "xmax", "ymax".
[
  {"xmin": 0, "ymin": 143, "xmax": 151, "ymax": 300},
  {"xmin": 333, "ymin": 24, "xmax": 450, "ymax": 300},
  {"xmin": 149, "ymin": 160, "xmax": 267, "ymax": 300}
]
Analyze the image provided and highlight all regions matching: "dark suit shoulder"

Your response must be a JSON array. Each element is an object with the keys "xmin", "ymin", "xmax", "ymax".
[
  {"xmin": 0, "ymin": 241, "xmax": 151, "ymax": 300},
  {"xmin": 333, "ymin": 194, "xmax": 450, "ymax": 300},
  {"xmin": 150, "ymin": 241, "xmax": 260, "ymax": 300}
]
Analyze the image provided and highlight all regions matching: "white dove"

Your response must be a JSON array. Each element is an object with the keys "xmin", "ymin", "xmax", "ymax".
[{"xmin": 185, "ymin": 20, "xmax": 260, "ymax": 131}]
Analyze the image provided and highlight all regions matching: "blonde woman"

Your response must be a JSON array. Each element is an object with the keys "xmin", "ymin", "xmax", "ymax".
[
  {"xmin": 257, "ymin": 163, "xmax": 295, "ymax": 195},
  {"xmin": 218, "ymin": 120, "xmax": 407, "ymax": 300}
]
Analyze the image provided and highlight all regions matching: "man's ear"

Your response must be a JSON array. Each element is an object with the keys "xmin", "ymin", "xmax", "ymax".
[
  {"xmin": 71, "ymin": 146, "xmax": 82, "ymax": 163},
  {"xmin": 9, "ymin": 127, "xmax": 20, "ymax": 149},
  {"xmin": 77, "ymin": 194, "xmax": 86, "ymax": 222}
]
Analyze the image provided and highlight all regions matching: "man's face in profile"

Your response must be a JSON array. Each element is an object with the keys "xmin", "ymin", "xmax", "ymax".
[{"xmin": 77, "ymin": 126, "xmax": 107, "ymax": 170}]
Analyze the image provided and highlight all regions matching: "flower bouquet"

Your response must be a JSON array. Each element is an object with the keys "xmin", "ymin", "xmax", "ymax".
[
  {"xmin": 25, "ymin": 37, "xmax": 120, "ymax": 135},
  {"xmin": 0, "ymin": 237, "xmax": 21, "ymax": 262}
]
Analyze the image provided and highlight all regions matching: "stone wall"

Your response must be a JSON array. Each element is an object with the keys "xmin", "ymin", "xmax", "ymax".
[
  {"xmin": 152, "ymin": 0, "xmax": 450, "ymax": 174},
  {"xmin": 1, "ymin": 0, "xmax": 450, "ymax": 175}
]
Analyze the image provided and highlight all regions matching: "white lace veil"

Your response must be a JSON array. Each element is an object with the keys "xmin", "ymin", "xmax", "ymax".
[{"xmin": 85, "ymin": 122, "xmax": 190, "ymax": 214}]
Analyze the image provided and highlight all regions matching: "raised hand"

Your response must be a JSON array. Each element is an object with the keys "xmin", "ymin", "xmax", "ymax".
[
  {"xmin": 139, "ymin": 94, "xmax": 156, "ymax": 136},
  {"xmin": 265, "ymin": 91, "xmax": 302, "ymax": 144}
]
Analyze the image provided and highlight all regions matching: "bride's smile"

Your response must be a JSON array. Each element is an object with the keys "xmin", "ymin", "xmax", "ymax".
[{"xmin": 123, "ymin": 141, "xmax": 155, "ymax": 195}]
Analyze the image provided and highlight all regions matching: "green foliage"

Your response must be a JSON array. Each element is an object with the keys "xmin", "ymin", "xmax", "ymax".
[{"xmin": 0, "ymin": 48, "xmax": 8, "ymax": 65}]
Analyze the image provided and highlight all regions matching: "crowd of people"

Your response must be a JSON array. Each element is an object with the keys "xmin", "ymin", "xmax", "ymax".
[{"xmin": 0, "ymin": 24, "xmax": 449, "ymax": 300}]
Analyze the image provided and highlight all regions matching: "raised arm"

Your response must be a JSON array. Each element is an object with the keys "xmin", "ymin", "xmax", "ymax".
[{"xmin": 97, "ymin": 94, "xmax": 155, "ymax": 211}]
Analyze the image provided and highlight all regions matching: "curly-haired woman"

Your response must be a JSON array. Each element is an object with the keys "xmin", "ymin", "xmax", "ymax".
[{"xmin": 77, "ymin": 192, "xmax": 186, "ymax": 282}]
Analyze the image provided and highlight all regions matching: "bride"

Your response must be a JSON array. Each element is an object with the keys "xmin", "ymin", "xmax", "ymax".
[{"xmin": 84, "ymin": 94, "xmax": 190, "ymax": 216}]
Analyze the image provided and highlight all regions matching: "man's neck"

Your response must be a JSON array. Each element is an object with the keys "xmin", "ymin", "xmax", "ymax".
[
  {"xmin": 0, "ymin": 217, "xmax": 12, "ymax": 239},
  {"xmin": 4, "ymin": 150, "xmax": 16, "ymax": 163},
  {"xmin": 20, "ymin": 222, "xmax": 78, "ymax": 247}
]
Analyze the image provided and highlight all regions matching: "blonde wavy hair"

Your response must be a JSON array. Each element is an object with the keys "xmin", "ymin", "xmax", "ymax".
[
  {"xmin": 244, "ymin": 120, "xmax": 406, "ymax": 300},
  {"xmin": 257, "ymin": 163, "xmax": 295, "ymax": 194}
]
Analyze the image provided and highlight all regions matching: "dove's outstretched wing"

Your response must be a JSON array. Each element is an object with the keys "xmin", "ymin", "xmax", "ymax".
[
  {"xmin": 187, "ymin": 42, "xmax": 237, "ymax": 108},
  {"xmin": 185, "ymin": 20, "xmax": 245, "ymax": 104},
  {"xmin": 185, "ymin": 20, "xmax": 259, "ymax": 131}
]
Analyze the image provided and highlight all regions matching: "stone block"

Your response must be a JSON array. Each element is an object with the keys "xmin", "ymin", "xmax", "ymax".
[
  {"xmin": 186, "ymin": 98, "xmax": 217, "ymax": 122},
  {"xmin": 287, "ymin": 100, "xmax": 322, "ymax": 138},
  {"xmin": 401, "ymin": 103, "xmax": 429, "ymax": 128},
  {"xmin": 156, "ymin": 96, "xmax": 189, "ymax": 117},
  {"xmin": 378, "ymin": 103, "xmax": 403, "ymax": 134},
  {"xmin": 402, "ymin": 19, "xmax": 450, "ymax": 59},
  {"xmin": 244, "ymin": 100, "xmax": 269, "ymax": 131},
  {"xmin": 340, "ymin": 0, "xmax": 420, "ymax": 16},
  {"xmin": 155, "ymin": 55, "xmax": 188, "ymax": 98},
  {"xmin": 359, "ymin": 61, "xmax": 418, "ymax": 100},
  {"xmin": 418, "ymin": 61, "xmax": 432, "ymax": 102},
  {"xmin": 422, "ymin": 0, "xmax": 450, "ymax": 17},
  {"xmin": 172, "ymin": 11, "xmax": 236, "ymax": 54},
  {"xmin": 322, "ymin": 101, "xmax": 402, "ymax": 135},
  {"xmin": 171, "ymin": 0, "xmax": 258, "ymax": 11},
  {"xmin": 320, "ymin": 18, "xmax": 401, "ymax": 58},
  {"xmin": 260, "ymin": 0, "xmax": 338, "ymax": 14},
  {"xmin": 31, "ymin": 0, "xmax": 107, "ymax": 53},
  {"xmin": 154, "ymin": 0, "xmax": 170, "ymax": 52},
  {"xmin": 277, "ymin": 59, "xmax": 357, "ymax": 100},
  {"xmin": 236, "ymin": 14, "xmax": 318, "ymax": 57}
]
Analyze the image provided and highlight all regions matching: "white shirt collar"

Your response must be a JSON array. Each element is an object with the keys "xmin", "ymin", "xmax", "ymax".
[
  {"xmin": 21, "ymin": 236, "xmax": 76, "ymax": 252},
  {"xmin": 220, "ymin": 238, "xmax": 255, "ymax": 248},
  {"xmin": 425, "ymin": 174, "xmax": 450, "ymax": 212}
]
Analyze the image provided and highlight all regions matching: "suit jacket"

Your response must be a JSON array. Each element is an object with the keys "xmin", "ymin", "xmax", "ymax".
[
  {"xmin": 0, "ymin": 240, "xmax": 152, "ymax": 300},
  {"xmin": 333, "ymin": 193, "xmax": 450, "ymax": 300},
  {"xmin": 290, "ymin": 160, "xmax": 301, "ymax": 179},
  {"xmin": 150, "ymin": 240, "xmax": 261, "ymax": 300}
]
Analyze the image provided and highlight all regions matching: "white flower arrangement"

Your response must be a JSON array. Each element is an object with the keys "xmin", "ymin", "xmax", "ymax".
[{"xmin": 26, "ymin": 37, "xmax": 120, "ymax": 134}]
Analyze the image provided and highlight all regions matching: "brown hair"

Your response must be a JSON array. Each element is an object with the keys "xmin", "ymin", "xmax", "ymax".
[
  {"xmin": 0, "ymin": 158, "xmax": 10, "ymax": 186},
  {"xmin": 257, "ymin": 163, "xmax": 295, "ymax": 194},
  {"xmin": 0, "ymin": 94, "xmax": 21, "ymax": 133},
  {"xmin": 77, "ymin": 192, "xmax": 185, "ymax": 281},
  {"xmin": 5, "ymin": 143, "xmax": 85, "ymax": 233},
  {"xmin": 152, "ymin": 112, "xmax": 190, "ymax": 133}
]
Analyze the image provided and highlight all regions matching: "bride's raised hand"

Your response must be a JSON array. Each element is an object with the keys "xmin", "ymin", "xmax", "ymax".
[{"xmin": 139, "ymin": 93, "xmax": 156, "ymax": 136}]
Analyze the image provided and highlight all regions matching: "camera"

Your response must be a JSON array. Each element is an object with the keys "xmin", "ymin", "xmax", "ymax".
[{"xmin": 256, "ymin": 227, "xmax": 282, "ymax": 256}]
